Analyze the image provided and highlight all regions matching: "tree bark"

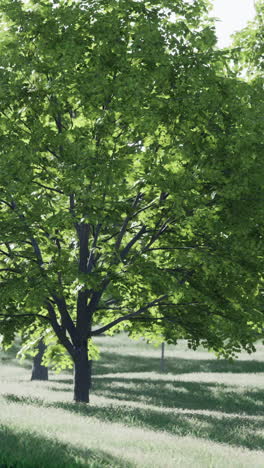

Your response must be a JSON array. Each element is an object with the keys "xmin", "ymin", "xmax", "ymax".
[
  {"xmin": 73, "ymin": 345, "xmax": 91, "ymax": 403},
  {"xmin": 31, "ymin": 339, "xmax": 48, "ymax": 381}
]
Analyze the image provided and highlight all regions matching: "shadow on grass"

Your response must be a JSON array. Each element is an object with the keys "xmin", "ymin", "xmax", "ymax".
[
  {"xmin": 48, "ymin": 385, "xmax": 72, "ymax": 393},
  {"xmin": 0, "ymin": 422, "xmax": 132, "ymax": 468},
  {"xmin": 94, "ymin": 352, "xmax": 264, "ymax": 376},
  {"xmin": 54, "ymin": 401, "xmax": 264, "ymax": 452},
  {"xmin": 92, "ymin": 377, "xmax": 264, "ymax": 415},
  {"xmin": 4, "ymin": 377, "xmax": 264, "ymax": 452},
  {"xmin": 50, "ymin": 378, "xmax": 73, "ymax": 385}
]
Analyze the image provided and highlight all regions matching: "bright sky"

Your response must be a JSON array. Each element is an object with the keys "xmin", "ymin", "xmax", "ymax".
[{"xmin": 211, "ymin": 0, "xmax": 256, "ymax": 47}]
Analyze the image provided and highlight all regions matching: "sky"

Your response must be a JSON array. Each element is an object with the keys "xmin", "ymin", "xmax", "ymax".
[{"xmin": 211, "ymin": 0, "xmax": 256, "ymax": 47}]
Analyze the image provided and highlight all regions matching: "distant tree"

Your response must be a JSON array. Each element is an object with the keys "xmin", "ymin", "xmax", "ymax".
[
  {"xmin": 160, "ymin": 342, "xmax": 165, "ymax": 373},
  {"xmin": 0, "ymin": 0, "xmax": 263, "ymax": 403},
  {"xmin": 232, "ymin": 0, "xmax": 264, "ymax": 78},
  {"xmin": 31, "ymin": 339, "xmax": 48, "ymax": 381}
]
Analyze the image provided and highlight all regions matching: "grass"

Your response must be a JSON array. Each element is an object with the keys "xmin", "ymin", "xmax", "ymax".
[{"xmin": 0, "ymin": 335, "xmax": 264, "ymax": 467}]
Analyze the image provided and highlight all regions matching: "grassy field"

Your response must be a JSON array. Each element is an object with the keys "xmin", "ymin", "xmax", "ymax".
[{"xmin": 0, "ymin": 335, "xmax": 264, "ymax": 467}]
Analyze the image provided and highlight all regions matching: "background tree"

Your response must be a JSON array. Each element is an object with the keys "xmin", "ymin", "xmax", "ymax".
[
  {"xmin": 31, "ymin": 338, "xmax": 48, "ymax": 381},
  {"xmin": 230, "ymin": 0, "xmax": 264, "ymax": 341},
  {"xmin": 0, "ymin": 0, "xmax": 263, "ymax": 403},
  {"xmin": 232, "ymin": 0, "xmax": 263, "ymax": 78}
]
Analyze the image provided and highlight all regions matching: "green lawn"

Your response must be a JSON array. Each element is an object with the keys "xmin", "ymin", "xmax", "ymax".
[{"xmin": 0, "ymin": 335, "xmax": 264, "ymax": 467}]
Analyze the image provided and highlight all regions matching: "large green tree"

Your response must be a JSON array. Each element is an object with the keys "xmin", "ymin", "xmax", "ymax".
[{"xmin": 0, "ymin": 0, "xmax": 263, "ymax": 402}]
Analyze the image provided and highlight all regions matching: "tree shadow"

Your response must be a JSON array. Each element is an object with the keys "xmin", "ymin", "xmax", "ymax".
[
  {"xmin": 92, "ymin": 377, "xmax": 264, "ymax": 415},
  {"xmin": 4, "ymin": 377, "xmax": 264, "ymax": 452},
  {"xmin": 0, "ymin": 422, "xmax": 132, "ymax": 468},
  {"xmin": 94, "ymin": 352, "xmax": 264, "ymax": 375},
  {"xmin": 54, "ymin": 401, "xmax": 264, "ymax": 452},
  {"xmin": 48, "ymin": 385, "xmax": 72, "ymax": 393},
  {"xmin": 50, "ymin": 378, "xmax": 73, "ymax": 385}
]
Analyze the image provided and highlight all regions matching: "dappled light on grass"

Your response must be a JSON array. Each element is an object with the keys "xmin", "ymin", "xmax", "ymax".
[
  {"xmin": 1, "ymin": 337, "xmax": 264, "ymax": 467},
  {"xmin": 92, "ymin": 376, "xmax": 264, "ymax": 416},
  {"xmin": 3, "ymin": 383, "xmax": 264, "ymax": 453}
]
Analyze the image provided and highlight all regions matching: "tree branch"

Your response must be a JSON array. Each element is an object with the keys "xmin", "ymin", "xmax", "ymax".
[
  {"xmin": 146, "ymin": 246, "xmax": 208, "ymax": 251},
  {"xmin": 0, "ymin": 199, "xmax": 13, "ymax": 209},
  {"xmin": 115, "ymin": 193, "xmax": 142, "ymax": 251},
  {"xmin": 157, "ymin": 302, "xmax": 206, "ymax": 307},
  {"xmin": 33, "ymin": 181, "xmax": 64, "ymax": 194},
  {"xmin": 52, "ymin": 294, "xmax": 76, "ymax": 344},
  {"xmin": 131, "ymin": 198, "xmax": 158, "ymax": 218},
  {"xmin": 120, "ymin": 225, "xmax": 146, "ymax": 260},
  {"xmin": 142, "ymin": 218, "xmax": 171, "ymax": 251},
  {"xmin": 91, "ymin": 295, "xmax": 168, "ymax": 336},
  {"xmin": 10, "ymin": 200, "xmax": 44, "ymax": 266},
  {"xmin": 0, "ymin": 249, "xmax": 11, "ymax": 258},
  {"xmin": 46, "ymin": 301, "xmax": 74, "ymax": 357},
  {"xmin": 87, "ymin": 223, "xmax": 101, "ymax": 273}
]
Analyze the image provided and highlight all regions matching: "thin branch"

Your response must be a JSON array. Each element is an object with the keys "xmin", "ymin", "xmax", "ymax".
[
  {"xmin": 87, "ymin": 277, "xmax": 111, "ymax": 314},
  {"xmin": 29, "ymin": 236, "xmax": 43, "ymax": 266},
  {"xmin": 0, "ymin": 249, "xmax": 11, "ymax": 258},
  {"xmin": 157, "ymin": 302, "xmax": 206, "ymax": 307},
  {"xmin": 52, "ymin": 294, "xmax": 76, "ymax": 344},
  {"xmin": 0, "ymin": 199, "xmax": 13, "ymax": 209},
  {"xmin": 96, "ymin": 306, "xmax": 129, "ymax": 312},
  {"xmin": 159, "ymin": 192, "xmax": 169, "ymax": 203},
  {"xmin": 96, "ymin": 301, "xmax": 205, "ymax": 314},
  {"xmin": 147, "ymin": 246, "xmax": 208, "ymax": 251},
  {"xmin": 46, "ymin": 147, "xmax": 60, "ymax": 159},
  {"xmin": 78, "ymin": 223, "xmax": 90, "ymax": 273},
  {"xmin": 99, "ymin": 299, "xmax": 119, "ymax": 308},
  {"xmin": 132, "ymin": 198, "xmax": 158, "ymax": 218},
  {"xmin": 46, "ymin": 300, "xmax": 74, "ymax": 357},
  {"xmin": 87, "ymin": 223, "xmax": 101, "ymax": 273},
  {"xmin": 33, "ymin": 181, "xmax": 64, "ymax": 194},
  {"xmin": 10, "ymin": 200, "xmax": 44, "ymax": 266},
  {"xmin": 115, "ymin": 217, "xmax": 131, "ymax": 250},
  {"xmin": 91, "ymin": 295, "xmax": 168, "ymax": 336},
  {"xmin": 120, "ymin": 225, "xmax": 146, "ymax": 260},
  {"xmin": 115, "ymin": 193, "xmax": 142, "ymax": 251},
  {"xmin": 69, "ymin": 194, "xmax": 75, "ymax": 212},
  {"xmin": 101, "ymin": 232, "xmax": 120, "ymax": 243},
  {"xmin": 142, "ymin": 218, "xmax": 171, "ymax": 252}
]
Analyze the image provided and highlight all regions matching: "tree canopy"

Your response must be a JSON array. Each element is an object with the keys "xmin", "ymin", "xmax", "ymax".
[{"xmin": 0, "ymin": 0, "xmax": 263, "ymax": 402}]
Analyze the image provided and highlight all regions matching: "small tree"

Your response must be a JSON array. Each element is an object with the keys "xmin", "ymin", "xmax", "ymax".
[{"xmin": 0, "ymin": 0, "xmax": 263, "ymax": 402}]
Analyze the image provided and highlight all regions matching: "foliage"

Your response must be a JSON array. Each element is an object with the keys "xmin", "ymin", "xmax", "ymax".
[
  {"xmin": 0, "ymin": 0, "xmax": 263, "ymax": 377},
  {"xmin": 232, "ymin": 0, "xmax": 264, "ymax": 78}
]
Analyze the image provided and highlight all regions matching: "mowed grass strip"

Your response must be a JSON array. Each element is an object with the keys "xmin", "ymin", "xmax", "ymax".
[{"xmin": 0, "ymin": 335, "xmax": 264, "ymax": 467}]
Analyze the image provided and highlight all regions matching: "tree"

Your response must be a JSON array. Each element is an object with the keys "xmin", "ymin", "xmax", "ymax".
[
  {"xmin": 230, "ymin": 0, "xmax": 264, "ymax": 339},
  {"xmin": 31, "ymin": 339, "xmax": 48, "ymax": 381},
  {"xmin": 0, "ymin": 0, "xmax": 263, "ymax": 403},
  {"xmin": 232, "ymin": 0, "xmax": 263, "ymax": 78}
]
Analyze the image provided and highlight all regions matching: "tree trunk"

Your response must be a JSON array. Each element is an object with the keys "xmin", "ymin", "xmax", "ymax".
[
  {"xmin": 73, "ymin": 346, "xmax": 91, "ymax": 403},
  {"xmin": 160, "ymin": 342, "xmax": 165, "ymax": 373},
  {"xmin": 31, "ymin": 339, "xmax": 48, "ymax": 381}
]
